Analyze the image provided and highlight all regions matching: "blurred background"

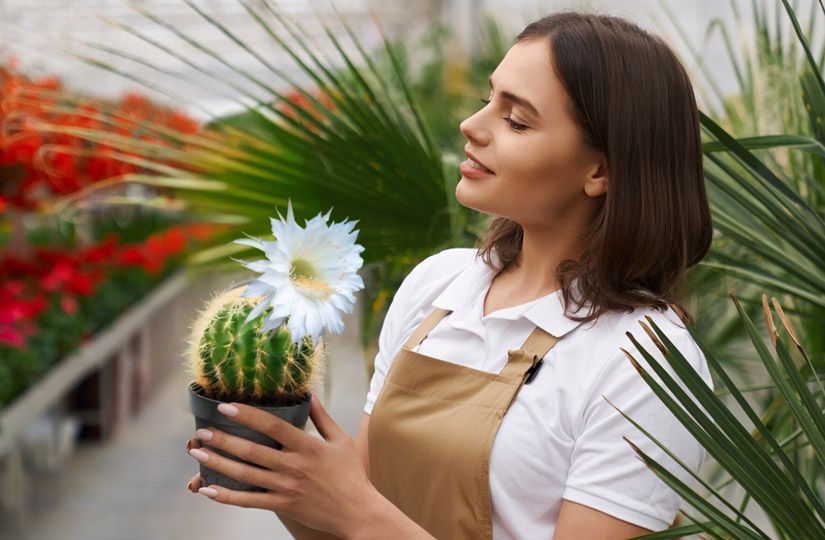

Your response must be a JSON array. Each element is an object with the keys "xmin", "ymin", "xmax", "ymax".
[{"xmin": 1, "ymin": 1, "xmax": 823, "ymax": 539}]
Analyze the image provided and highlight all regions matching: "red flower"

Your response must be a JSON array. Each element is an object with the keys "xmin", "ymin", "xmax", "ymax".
[
  {"xmin": 0, "ymin": 326, "xmax": 25, "ymax": 349},
  {"xmin": 60, "ymin": 295, "xmax": 78, "ymax": 315},
  {"xmin": 35, "ymin": 248, "xmax": 74, "ymax": 267},
  {"xmin": 184, "ymin": 223, "xmax": 217, "ymax": 241},
  {"xmin": 0, "ymin": 303, "xmax": 25, "ymax": 325},
  {"xmin": 142, "ymin": 257, "xmax": 164, "ymax": 274},
  {"xmin": 116, "ymin": 246, "xmax": 146, "ymax": 267},
  {"xmin": 146, "ymin": 232, "xmax": 167, "ymax": 260},
  {"xmin": 167, "ymin": 111, "xmax": 200, "ymax": 134},
  {"xmin": 44, "ymin": 152, "xmax": 81, "ymax": 194},
  {"xmin": 86, "ymin": 154, "xmax": 114, "ymax": 181},
  {"xmin": 161, "ymin": 227, "xmax": 187, "ymax": 257},
  {"xmin": 0, "ymin": 197, "xmax": 6, "ymax": 214},
  {"xmin": 7, "ymin": 134, "xmax": 42, "ymax": 163},
  {"xmin": 41, "ymin": 261, "xmax": 73, "ymax": 292},
  {"xmin": 0, "ymin": 60, "xmax": 200, "ymax": 208},
  {"xmin": 0, "ymin": 297, "xmax": 46, "ymax": 324},
  {"xmin": 80, "ymin": 234, "xmax": 120, "ymax": 264},
  {"xmin": 35, "ymin": 75, "xmax": 59, "ymax": 91},
  {"xmin": 66, "ymin": 272, "xmax": 94, "ymax": 297},
  {"xmin": 28, "ymin": 297, "xmax": 47, "ymax": 316},
  {"xmin": 2, "ymin": 280, "xmax": 24, "ymax": 296}
]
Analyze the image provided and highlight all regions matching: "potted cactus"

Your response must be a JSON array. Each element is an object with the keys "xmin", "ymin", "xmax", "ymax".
[{"xmin": 186, "ymin": 201, "xmax": 364, "ymax": 492}]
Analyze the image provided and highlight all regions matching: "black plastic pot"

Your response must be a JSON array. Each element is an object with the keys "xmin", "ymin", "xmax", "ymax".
[{"xmin": 187, "ymin": 381, "xmax": 312, "ymax": 492}]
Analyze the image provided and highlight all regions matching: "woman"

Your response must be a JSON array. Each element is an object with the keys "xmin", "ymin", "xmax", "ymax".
[{"xmin": 185, "ymin": 11, "xmax": 714, "ymax": 539}]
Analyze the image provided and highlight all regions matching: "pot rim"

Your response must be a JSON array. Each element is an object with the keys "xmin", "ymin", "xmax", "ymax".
[{"xmin": 187, "ymin": 380, "xmax": 311, "ymax": 409}]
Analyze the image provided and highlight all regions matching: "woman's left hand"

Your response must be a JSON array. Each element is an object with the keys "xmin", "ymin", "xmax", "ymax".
[{"xmin": 186, "ymin": 392, "xmax": 374, "ymax": 537}]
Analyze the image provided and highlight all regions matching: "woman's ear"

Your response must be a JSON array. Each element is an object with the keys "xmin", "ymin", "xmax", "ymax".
[{"xmin": 584, "ymin": 155, "xmax": 608, "ymax": 198}]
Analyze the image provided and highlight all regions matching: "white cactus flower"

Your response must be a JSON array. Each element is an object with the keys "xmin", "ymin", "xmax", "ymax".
[{"xmin": 232, "ymin": 200, "xmax": 365, "ymax": 345}]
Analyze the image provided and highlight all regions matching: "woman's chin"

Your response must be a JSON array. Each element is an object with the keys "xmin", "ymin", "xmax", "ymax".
[
  {"xmin": 455, "ymin": 186, "xmax": 495, "ymax": 216},
  {"xmin": 454, "ymin": 182, "xmax": 478, "ymax": 209}
]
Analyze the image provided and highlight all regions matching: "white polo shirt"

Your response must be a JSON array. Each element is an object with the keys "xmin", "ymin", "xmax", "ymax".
[{"xmin": 364, "ymin": 247, "xmax": 714, "ymax": 537}]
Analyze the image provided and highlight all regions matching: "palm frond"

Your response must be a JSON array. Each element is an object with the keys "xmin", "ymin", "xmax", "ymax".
[{"xmin": 619, "ymin": 293, "xmax": 825, "ymax": 539}]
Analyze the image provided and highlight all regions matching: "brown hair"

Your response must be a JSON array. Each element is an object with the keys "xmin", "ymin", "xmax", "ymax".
[{"xmin": 477, "ymin": 11, "xmax": 712, "ymax": 325}]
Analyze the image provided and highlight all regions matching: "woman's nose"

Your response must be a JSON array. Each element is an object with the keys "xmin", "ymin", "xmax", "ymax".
[{"xmin": 459, "ymin": 110, "xmax": 490, "ymax": 146}]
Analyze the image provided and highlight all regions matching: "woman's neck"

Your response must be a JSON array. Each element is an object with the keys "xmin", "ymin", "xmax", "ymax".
[{"xmin": 501, "ymin": 222, "xmax": 584, "ymax": 297}]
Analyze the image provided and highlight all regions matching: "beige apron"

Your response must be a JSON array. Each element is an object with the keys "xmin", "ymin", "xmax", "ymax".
[{"xmin": 368, "ymin": 307, "xmax": 559, "ymax": 539}]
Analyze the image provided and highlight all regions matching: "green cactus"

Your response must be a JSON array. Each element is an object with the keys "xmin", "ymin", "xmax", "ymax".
[{"xmin": 186, "ymin": 286, "xmax": 324, "ymax": 407}]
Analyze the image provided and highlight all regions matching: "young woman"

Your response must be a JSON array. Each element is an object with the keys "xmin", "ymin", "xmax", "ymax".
[{"xmin": 185, "ymin": 11, "xmax": 714, "ymax": 539}]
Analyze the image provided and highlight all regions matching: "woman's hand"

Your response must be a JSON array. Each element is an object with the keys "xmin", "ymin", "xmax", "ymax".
[{"xmin": 184, "ymin": 393, "xmax": 376, "ymax": 538}]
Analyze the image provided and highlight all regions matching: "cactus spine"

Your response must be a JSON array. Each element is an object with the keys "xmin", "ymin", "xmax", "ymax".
[{"xmin": 186, "ymin": 286, "xmax": 323, "ymax": 406}]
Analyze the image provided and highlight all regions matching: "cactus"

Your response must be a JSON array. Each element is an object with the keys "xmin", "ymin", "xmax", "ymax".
[{"xmin": 186, "ymin": 286, "xmax": 324, "ymax": 407}]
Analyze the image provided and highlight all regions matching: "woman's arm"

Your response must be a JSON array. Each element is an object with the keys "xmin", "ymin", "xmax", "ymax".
[
  {"xmin": 553, "ymin": 499, "xmax": 653, "ymax": 539},
  {"xmin": 276, "ymin": 515, "xmax": 341, "ymax": 540}
]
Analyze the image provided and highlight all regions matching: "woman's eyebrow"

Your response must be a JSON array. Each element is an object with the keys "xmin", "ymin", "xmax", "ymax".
[{"xmin": 488, "ymin": 76, "xmax": 541, "ymax": 118}]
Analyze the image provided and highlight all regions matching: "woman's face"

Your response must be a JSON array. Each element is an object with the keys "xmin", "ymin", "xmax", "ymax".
[{"xmin": 457, "ymin": 39, "xmax": 607, "ymax": 228}]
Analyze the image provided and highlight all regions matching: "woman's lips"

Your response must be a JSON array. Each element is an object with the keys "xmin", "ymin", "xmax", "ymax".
[
  {"xmin": 459, "ymin": 159, "xmax": 495, "ymax": 178},
  {"xmin": 458, "ymin": 159, "xmax": 494, "ymax": 178}
]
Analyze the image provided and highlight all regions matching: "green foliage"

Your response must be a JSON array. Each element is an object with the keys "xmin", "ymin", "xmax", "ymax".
[
  {"xmin": 624, "ymin": 2, "xmax": 825, "ymax": 536},
  {"xmin": 659, "ymin": 0, "xmax": 825, "ymax": 370},
  {"xmin": 0, "ymin": 295, "xmax": 84, "ymax": 407},
  {"xmin": 624, "ymin": 293, "xmax": 825, "ymax": 540}
]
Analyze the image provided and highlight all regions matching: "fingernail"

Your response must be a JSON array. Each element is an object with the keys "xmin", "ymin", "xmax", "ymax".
[
  {"xmin": 217, "ymin": 403, "xmax": 238, "ymax": 417},
  {"xmin": 199, "ymin": 486, "xmax": 218, "ymax": 498},
  {"xmin": 195, "ymin": 429, "xmax": 213, "ymax": 442},
  {"xmin": 187, "ymin": 481, "xmax": 193, "ymax": 491},
  {"xmin": 189, "ymin": 448, "xmax": 209, "ymax": 463}
]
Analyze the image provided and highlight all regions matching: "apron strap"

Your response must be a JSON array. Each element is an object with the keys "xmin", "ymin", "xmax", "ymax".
[
  {"xmin": 519, "ymin": 326, "xmax": 560, "ymax": 361},
  {"xmin": 498, "ymin": 326, "xmax": 560, "ymax": 394},
  {"xmin": 403, "ymin": 308, "xmax": 452, "ymax": 350}
]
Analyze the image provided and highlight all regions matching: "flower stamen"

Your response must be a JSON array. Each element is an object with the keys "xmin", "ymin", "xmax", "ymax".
[{"xmin": 291, "ymin": 275, "xmax": 335, "ymax": 298}]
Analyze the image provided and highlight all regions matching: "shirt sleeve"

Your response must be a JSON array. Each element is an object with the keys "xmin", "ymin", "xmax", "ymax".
[{"xmin": 561, "ymin": 325, "xmax": 714, "ymax": 531}]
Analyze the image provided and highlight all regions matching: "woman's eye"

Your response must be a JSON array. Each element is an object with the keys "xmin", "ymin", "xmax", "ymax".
[
  {"xmin": 478, "ymin": 98, "xmax": 528, "ymax": 131},
  {"xmin": 504, "ymin": 117, "xmax": 528, "ymax": 131}
]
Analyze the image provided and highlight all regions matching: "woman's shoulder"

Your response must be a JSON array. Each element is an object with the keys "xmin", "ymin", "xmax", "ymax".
[
  {"xmin": 572, "ymin": 303, "xmax": 711, "ymax": 388},
  {"xmin": 395, "ymin": 247, "xmax": 478, "ymax": 293},
  {"xmin": 588, "ymin": 303, "xmax": 690, "ymax": 337},
  {"xmin": 385, "ymin": 247, "xmax": 478, "ymax": 320},
  {"xmin": 411, "ymin": 247, "xmax": 479, "ymax": 276}
]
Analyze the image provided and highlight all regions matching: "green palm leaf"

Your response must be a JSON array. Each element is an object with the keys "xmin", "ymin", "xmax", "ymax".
[{"xmin": 617, "ymin": 294, "xmax": 825, "ymax": 539}]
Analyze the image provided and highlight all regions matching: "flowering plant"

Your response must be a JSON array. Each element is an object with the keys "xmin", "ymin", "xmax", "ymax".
[
  {"xmin": 187, "ymin": 201, "xmax": 365, "ymax": 406},
  {"xmin": 185, "ymin": 202, "xmax": 365, "ymax": 492},
  {"xmin": 0, "ymin": 222, "xmax": 220, "ymax": 407},
  {"xmin": 0, "ymin": 58, "xmax": 199, "ymax": 212}
]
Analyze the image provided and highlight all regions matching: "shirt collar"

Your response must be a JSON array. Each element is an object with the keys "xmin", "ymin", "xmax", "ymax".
[{"xmin": 431, "ymin": 249, "xmax": 588, "ymax": 339}]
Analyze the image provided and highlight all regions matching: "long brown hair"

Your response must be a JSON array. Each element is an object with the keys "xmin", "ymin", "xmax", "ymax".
[{"xmin": 477, "ymin": 12, "xmax": 712, "ymax": 325}]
